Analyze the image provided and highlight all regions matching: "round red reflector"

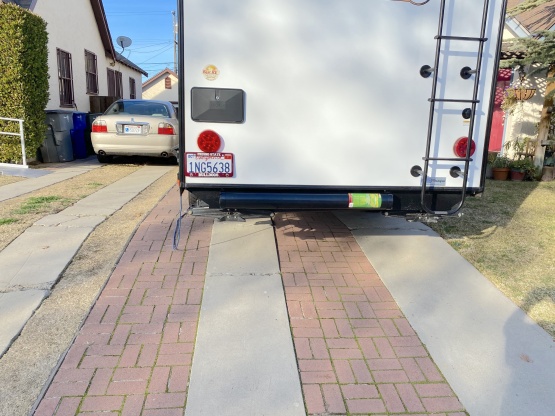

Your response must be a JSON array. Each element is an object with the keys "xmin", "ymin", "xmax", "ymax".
[
  {"xmin": 453, "ymin": 137, "xmax": 476, "ymax": 158},
  {"xmin": 197, "ymin": 130, "xmax": 221, "ymax": 153}
]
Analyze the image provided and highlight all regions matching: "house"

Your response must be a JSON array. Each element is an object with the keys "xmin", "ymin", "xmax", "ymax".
[
  {"xmin": 142, "ymin": 68, "xmax": 179, "ymax": 108},
  {"xmin": 493, "ymin": 0, "xmax": 555, "ymax": 170},
  {"xmin": 2, "ymin": 0, "xmax": 147, "ymax": 112}
]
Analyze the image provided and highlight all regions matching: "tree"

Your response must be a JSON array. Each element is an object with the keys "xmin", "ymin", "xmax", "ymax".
[{"xmin": 508, "ymin": 0, "xmax": 554, "ymax": 16}]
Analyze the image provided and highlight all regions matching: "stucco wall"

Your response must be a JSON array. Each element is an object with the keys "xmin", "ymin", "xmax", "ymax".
[
  {"xmin": 142, "ymin": 74, "xmax": 178, "ymax": 103},
  {"xmin": 502, "ymin": 66, "xmax": 546, "ymax": 157},
  {"xmin": 32, "ymin": 0, "xmax": 142, "ymax": 112},
  {"xmin": 112, "ymin": 60, "xmax": 144, "ymax": 100}
]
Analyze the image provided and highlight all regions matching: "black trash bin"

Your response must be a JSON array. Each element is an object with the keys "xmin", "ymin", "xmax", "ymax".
[
  {"xmin": 40, "ymin": 125, "xmax": 59, "ymax": 163},
  {"xmin": 40, "ymin": 110, "xmax": 74, "ymax": 163}
]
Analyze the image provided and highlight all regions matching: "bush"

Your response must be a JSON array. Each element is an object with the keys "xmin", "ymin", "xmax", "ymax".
[
  {"xmin": 492, "ymin": 155, "xmax": 512, "ymax": 168},
  {"xmin": 510, "ymin": 158, "xmax": 540, "ymax": 179},
  {"xmin": 487, "ymin": 151, "xmax": 499, "ymax": 164},
  {"xmin": 0, "ymin": 3, "xmax": 49, "ymax": 163}
]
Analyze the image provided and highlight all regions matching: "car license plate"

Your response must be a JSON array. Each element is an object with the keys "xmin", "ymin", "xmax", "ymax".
[
  {"xmin": 123, "ymin": 125, "xmax": 142, "ymax": 134},
  {"xmin": 185, "ymin": 152, "xmax": 234, "ymax": 177}
]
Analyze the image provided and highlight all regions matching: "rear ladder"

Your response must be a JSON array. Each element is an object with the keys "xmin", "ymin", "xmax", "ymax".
[{"xmin": 419, "ymin": 0, "xmax": 491, "ymax": 215}]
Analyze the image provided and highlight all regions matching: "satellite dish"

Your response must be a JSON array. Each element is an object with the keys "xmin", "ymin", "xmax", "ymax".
[{"xmin": 116, "ymin": 36, "xmax": 132, "ymax": 52}]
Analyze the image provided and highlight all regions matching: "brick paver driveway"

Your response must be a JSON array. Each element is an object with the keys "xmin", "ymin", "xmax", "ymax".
[{"xmin": 35, "ymin": 189, "xmax": 466, "ymax": 415}]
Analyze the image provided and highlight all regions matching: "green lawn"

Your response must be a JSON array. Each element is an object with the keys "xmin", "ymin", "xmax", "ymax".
[
  {"xmin": 13, "ymin": 196, "xmax": 69, "ymax": 214},
  {"xmin": 429, "ymin": 179, "xmax": 555, "ymax": 337}
]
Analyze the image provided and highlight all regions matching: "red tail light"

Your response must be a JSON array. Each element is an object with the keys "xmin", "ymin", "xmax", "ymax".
[
  {"xmin": 92, "ymin": 120, "xmax": 107, "ymax": 133},
  {"xmin": 453, "ymin": 137, "xmax": 476, "ymax": 158},
  {"xmin": 197, "ymin": 130, "xmax": 221, "ymax": 152},
  {"xmin": 158, "ymin": 122, "xmax": 175, "ymax": 135}
]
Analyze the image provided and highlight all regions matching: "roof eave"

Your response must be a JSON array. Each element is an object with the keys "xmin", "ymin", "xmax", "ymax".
[
  {"xmin": 142, "ymin": 68, "xmax": 178, "ymax": 87},
  {"xmin": 90, "ymin": 0, "xmax": 116, "ymax": 61},
  {"xmin": 115, "ymin": 52, "xmax": 148, "ymax": 76}
]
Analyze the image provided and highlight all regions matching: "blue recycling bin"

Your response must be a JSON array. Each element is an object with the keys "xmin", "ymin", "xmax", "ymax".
[{"xmin": 71, "ymin": 112, "xmax": 88, "ymax": 159}]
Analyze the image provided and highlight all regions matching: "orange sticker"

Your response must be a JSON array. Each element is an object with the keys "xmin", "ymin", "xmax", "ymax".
[{"xmin": 203, "ymin": 64, "xmax": 220, "ymax": 81}]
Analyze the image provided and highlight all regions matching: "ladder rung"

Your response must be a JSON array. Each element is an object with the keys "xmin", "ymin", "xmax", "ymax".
[
  {"xmin": 435, "ymin": 35, "xmax": 488, "ymax": 42},
  {"xmin": 423, "ymin": 157, "xmax": 474, "ymax": 162},
  {"xmin": 428, "ymin": 98, "xmax": 480, "ymax": 103}
]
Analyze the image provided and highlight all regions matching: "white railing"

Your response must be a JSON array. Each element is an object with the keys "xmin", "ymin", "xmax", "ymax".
[{"xmin": 0, "ymin": 116, "xmax": 27, "ymax": 169}]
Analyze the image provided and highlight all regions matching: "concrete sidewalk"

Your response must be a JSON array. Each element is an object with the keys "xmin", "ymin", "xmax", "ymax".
[
  {"xmin": 0, "ymin": 157, "xmax": 102, "ymax": 202},
  {"xmin": 0, "ymin": 165, "xmax": 173, "ymax": 358}
]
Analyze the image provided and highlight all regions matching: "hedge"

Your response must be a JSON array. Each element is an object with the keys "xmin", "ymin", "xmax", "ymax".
[{"xmin": 0, "ymin": 3, "xmax": 49, "ymax": 164}]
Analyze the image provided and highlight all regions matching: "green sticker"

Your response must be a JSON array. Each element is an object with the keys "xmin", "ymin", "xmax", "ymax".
[{"xmin": 348, "ymin": 193, "xmax": 382, "ymax": 208}]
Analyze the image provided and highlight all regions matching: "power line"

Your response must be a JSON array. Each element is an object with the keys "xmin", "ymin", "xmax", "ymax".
[
  {"xmin": 136, "ymin": 44, "xmax": 174, "ymax": 64},
  {"xmin": 136, "ymin": 62, "xmax": 174, "ymax": 65},
  {"xmin": 121, "ymin": 38, "xmax": 172, "ymax": 42},
  {"xmin": 125, "ymin": 45, "xmax": 174, "ymax": 54},
  {"xmin": 127, "ymin": 50, "xmax": 172, "ymax": 55},
  {"xmin": 126, "ymin": 41, "xmax": 173, "ymax": 51},
  {"xmin": 106, "ymin": 11, "xmax": 172, "ymax": 15}
]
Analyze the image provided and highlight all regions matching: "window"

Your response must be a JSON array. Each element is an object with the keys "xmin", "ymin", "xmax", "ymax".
[
  {"xmin": 116, "ymin": 71, "xmax": 123, "ymax": 98},
  {"xmin": 165, "ymin": 76, "xmax": 172, "ymax": 89},
  {"xmin": 106, "ymin": 101, "xmax": 170, "ymax": 117},
  {"xmin": 107, "ymin": 68, "xmax": 123, "ymax": 98},
  {"xmin": 129, "ymin": 77, "xmax": 136, "ymax": 99},
  {"xmin": 107, "ymin": 69, "xmax": 115, "ymax": 96},
  {"xmin": 57, "ymin": 48, "xmax": 74, "ymax": 107},
  {"xmin": 85, "ymin": 50, "xmax": 98, "ymax": 94}
]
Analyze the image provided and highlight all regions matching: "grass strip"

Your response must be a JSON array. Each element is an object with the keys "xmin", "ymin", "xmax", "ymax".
[
  {"xmin": 429, "ymin": 179, "xmax": 555, "ymax": 337},
  {"xmin": 14, "ymin": 196, "xmax": 69, "ymax": 214}
]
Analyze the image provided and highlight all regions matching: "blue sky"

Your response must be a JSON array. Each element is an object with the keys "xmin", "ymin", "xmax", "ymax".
[{"xmin": 103, "ymin": 0, "xmax": 177, "ymax": 81}]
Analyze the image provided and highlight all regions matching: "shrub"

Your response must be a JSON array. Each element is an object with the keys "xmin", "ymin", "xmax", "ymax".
[
  {"xmin": 510, "ymin": 158, "xmax": 540, "ymax": 179},
  {"xmin": 487, "ymin": 151, "xmax": 499, "ymax": 164},
  {"xmin": 492, "ymin": 155, "xmax": 511, "ymax": 168},
  {"xmin": 0, "ymin": 3, "xmax": 49, "ymax": 163}
]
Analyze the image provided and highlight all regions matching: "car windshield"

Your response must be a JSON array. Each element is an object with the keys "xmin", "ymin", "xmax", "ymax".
[{"xmin": 106, "ymin": 101, "xmax": 171, "ymax": 117}]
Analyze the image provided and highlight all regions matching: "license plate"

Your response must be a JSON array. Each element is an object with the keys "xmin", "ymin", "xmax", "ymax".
[
  {"xmin": 185, "ymin": 152, "xmax": 234, "ymax": 177},
  {"xmin": 123, "ymin": 125, "xmax": 142, "ymax": 134}
]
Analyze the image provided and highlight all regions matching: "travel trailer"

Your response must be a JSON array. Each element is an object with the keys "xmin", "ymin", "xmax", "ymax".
[{"xmin": 177, "ymin": 0, "xmax": 507, "ymax": 217}]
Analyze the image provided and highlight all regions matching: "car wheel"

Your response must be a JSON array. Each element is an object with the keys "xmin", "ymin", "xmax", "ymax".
[{"xmin": 97, "ymin": 154, "xmax": 113, "ymax": 163}]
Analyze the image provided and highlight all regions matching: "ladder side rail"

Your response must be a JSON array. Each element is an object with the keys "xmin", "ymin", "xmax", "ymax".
[
  {"xmin": 456, "ymin": 0, "xmax": 493, "ymax": 214},
  {"xmin": 464, "ymin": 0, "xmax": 492, "ymax": 159},
  {"xmin": 478, "ymin": 0, "xmax": 510, "ymax": 187},
  {"xmin": 421, "ymin": 0, "xmax": 449, "ymax": 214}
]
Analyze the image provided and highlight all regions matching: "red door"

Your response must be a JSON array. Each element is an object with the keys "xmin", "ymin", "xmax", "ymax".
[{"xmin": 489, "ymin": 69, "xmax": 512, "ymax": 152}]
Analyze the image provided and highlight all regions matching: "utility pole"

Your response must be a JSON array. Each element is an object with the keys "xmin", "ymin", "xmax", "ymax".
[{"xmin": 172, "ymin": 10, "xmax": 178, "ymax": 74}]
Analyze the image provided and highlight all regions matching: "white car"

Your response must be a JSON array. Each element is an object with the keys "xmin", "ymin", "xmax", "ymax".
[{"xmin": 91, "ymin": 99, "xmax": 178, "ymax": 163}]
